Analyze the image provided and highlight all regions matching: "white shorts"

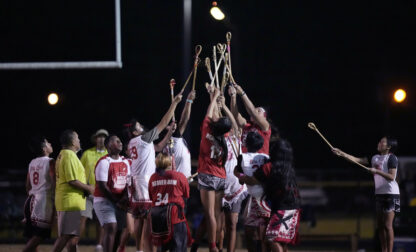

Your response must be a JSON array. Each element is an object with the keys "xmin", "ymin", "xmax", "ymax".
[
  {"xmin": 81, "ymin": 195, "xmax": 94, "ymax": 219},
  {"xmin": 94, "ymin": 199, "xmax": 117, "ymax": 226}
]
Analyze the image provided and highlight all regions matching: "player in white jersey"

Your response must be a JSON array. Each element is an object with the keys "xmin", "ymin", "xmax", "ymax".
[
  {"xmin": 23, "ymin": 136, "xmax": 55, "ymax": 252},
  {"xmin": 234, "ymin": 131, "xmax": 269, "ymax": 252},
  {"xmin": 165, "ymin": 90, "xmax": 196, "ymax": 180},
  {"xmin": 125, "ymin": 93, "xmax": 182, "ymax": 252},
  {"xmin": 332, "ymin": 136, "xmax": 400, "ymax": 252}
]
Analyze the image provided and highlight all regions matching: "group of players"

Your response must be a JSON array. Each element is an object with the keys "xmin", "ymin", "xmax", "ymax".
[
  {"xmin": 22, "ymin": 80, "xmax": 400, "ymax": 252},
  {"xmin": 23, "ymin": 81, "xmax": 301, "ymax": 252}
]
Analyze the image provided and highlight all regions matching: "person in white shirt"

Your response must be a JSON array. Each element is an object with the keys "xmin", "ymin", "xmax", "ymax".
[
  {"xmin": 234, "ymin": 131, "xmax": 269, "ymax": 252},
  {"xmin": 332, "ymin": 136, "xmax": 400, "ymax": 252},
  {"xmin": 93, "ymin": 135, "xmax": 130, "ymax": 252},
  {"xmin": 165, "ymin": 90, "xmax": 196, "ymax": 179},
  {"xmin": 23, "ymin": 136, "xmax": 55, "ymax": 252},
  {"xmin": 125, "ymin": 93, "xmax": 182, "ymax": 252}
]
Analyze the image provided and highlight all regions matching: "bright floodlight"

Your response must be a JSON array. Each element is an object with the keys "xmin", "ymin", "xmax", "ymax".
[
  {"xmin": 394, "ymin": 89, "xmax": 406, "ymax": 103},
  {"xmin": 48, "ymin": 93, "xmax": 59, "ymax": 105},
  {"xmin": 210, "ymin": 2, "xmax": 225, "ymax": 20}
]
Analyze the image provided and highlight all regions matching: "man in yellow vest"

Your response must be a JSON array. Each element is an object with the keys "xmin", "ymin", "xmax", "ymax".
[{"xmin": 52, "ymin": 130, "xmax": 95, "ymax": 252}]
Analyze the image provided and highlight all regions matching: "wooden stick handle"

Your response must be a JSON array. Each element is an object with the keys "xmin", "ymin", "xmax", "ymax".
[
  {"xmin": 192, "ymin": 45, "xmax": 202, "ymax": 91},
  {"xmin": 170, "ymin": 79, "xmax": 176, "ymax": 121},
  {"xmin": 307, "ymin": 122, "xmax": 334, "ymax": 149},
  {"xmin": 180, "ymin": 68, "xmax": 194, "ymax": 94}
]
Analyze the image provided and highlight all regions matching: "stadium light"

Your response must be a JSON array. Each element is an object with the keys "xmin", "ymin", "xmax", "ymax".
[
  {"xmin": 48, "ymin": 93, "xmax": 59, "ymax": 105},
  {"xmin": 210, "ymin": 1, "xmax": 225, "ymax": 20},
  {"xmin": 393, "ymin": 89, "xmax": 406, "ymax": 103}
]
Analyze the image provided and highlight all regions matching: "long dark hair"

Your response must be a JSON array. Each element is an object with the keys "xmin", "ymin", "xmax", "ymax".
[
  {"xmin": 261, "ymin": 106, "xmax": 280, "ymax": 143},
  {"xmin": 209, "ymin": 116, "xmax": 232, "ymax": 165},
  {"xmin": 264, "ymin": 139, "xmax": 300, "ymax": 209}
]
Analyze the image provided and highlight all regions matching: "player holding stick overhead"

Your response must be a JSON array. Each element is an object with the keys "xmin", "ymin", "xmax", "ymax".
[
  {"xmin": 332, "ymin": 137, "xmax": 400, "ymax": 252},
  {"xmin": 126, "ymin": 93, "xmax": 182, "ymax": 252},
  {"xmin": 23, "ymin": 137, "xmax": 55, "ymax": 252},
  {"xmin": 218, "ymin": 96, "xmax": 248, "ymax": 252},
  {"xmin": 198, "ymin": 87, "xmax": 232, "ymax": 252},
  {"xmin": 229, "ymin": 84, "xmax": 272, "ymax": 155},
  {"xmin": 164, "ymin": 90, "xmax": 196, "ymax": 181}
]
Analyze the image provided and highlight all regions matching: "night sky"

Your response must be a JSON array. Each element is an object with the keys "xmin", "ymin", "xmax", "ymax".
[{"xmin": 1, "ymin": 0, "xmax": 416, "ymax": 171}]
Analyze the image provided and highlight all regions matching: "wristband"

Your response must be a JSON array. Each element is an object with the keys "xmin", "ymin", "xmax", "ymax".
[
  {"xmin": 240, "ymin": 91, "xmax": 246, "ymax": 97},
  {"xmin": 186, "ymin": 99, "xmax": 193, "ymax": 103}
]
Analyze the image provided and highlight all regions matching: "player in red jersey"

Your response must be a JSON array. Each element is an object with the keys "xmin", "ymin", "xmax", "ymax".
[
  {"xmin": 93, "ymin": 135, "xmax": 130, "ymax": 252},
  {"xmin": 228, "ymin": 84, "xmax": 272, "ymax": 155},
  {"xmin": 198, "ymin": 87, "xmax": 232, "ymax": 252},
  {"xmin": 148, "ymin": 153, "xmax": 191, "ymax": 252}
]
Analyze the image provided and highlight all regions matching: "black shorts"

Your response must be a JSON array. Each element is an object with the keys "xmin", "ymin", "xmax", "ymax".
[
  {"xmin": 161, "ymin": 222, "xmax": 188, "ymax": 252},
  {"xmin": 375, "ymin": 194, "xmax": 400, "ymax": 213},
  {"xmin": 24, "ymin": 195, "xmax": 51, "ymax": 239},
  {"xmin": 197, "ymin": 173, "xmax": 225, "ymax": 191}
]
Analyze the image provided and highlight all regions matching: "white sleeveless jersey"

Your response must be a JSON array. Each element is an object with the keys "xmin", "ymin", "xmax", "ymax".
[
  {"xmin": 28, "ymin": 156, "xmax": 53, "ymax": 195},
  {"xmin": 241, "ymin": 152, "xmax": 269, "ymax": 198},
  {"xmin": 372, "ymin": 154, "xmax": 400, "ymax": 195},
  {"xmin": 225, "ymin": 136, "xmax": 245, "ymax": 196},
  {"xmin": 171, "ymin": 137, "xmax": 192, "ymax": 179},
  {"xmin": 128, "ymin": 135, "xmax": 156, "ymax": 180}
]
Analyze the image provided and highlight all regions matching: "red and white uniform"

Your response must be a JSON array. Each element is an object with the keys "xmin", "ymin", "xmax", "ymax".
[
  {"xmin": 94, "ymin": 155, "xmax": 131, "ymax": 203},
  {"xmin": 241, "ymin": 153, "xmax": 269, "ymax": 198},
  {"xmin": 241, "ymin": 152, "xmax": 271, "ymax": 226},
  {"xmin": 197, "ymin": 117, "xmax": 226, "ymax": 178},
  {"xmin": 224, "ymin": 136, "xmax": 246, "ymax": 203},
  {"xmin": 149, "ymin": 170, "xmax": 192, "ymax": 245},
  {"xmin": 241, "ymin": 122, "xmax": 271, "ymax": 155},
  {"xmin": 26, "ymin": 156, "xmax": 54, "ymax": 228},
  {"xmin": 149, "ymin": 170, "xmax": 190, "ymax": 223},
  {"xmin": 128, "ymin": 135, "xmax": 155, "ymax": 208}
]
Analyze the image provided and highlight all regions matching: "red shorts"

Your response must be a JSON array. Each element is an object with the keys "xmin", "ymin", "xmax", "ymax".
[
  {"xmin": 265, "ymin": 209, "xmax": 300, "ymax": 245},
  {"xmin": 244, "ymin": 195, "xmax": 271, "ymax": 227}
]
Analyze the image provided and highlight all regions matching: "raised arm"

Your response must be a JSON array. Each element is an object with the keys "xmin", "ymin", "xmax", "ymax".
[
  {"xmin": 154, "ymin": 122, "xmax": 177, "ymax": 152},
  {"xmin": 332, "ymin": 148, "xmax": 369, "ymax": 165},
  {"xmin": 234, "ymin": 84, "xmax": 269, "ymax": 131},
  {"xmin": 219, "ymin": 96, "xmax": 239, "ymax": 136},
  {"xmin": 206, "ymin": 88, "xmax": 220, "ymax": 119},
  {"xmin": 178, "ymin": 91, "xmax": 196, "ymax": 136},
  {"xmin": 155, "ymin": 94, "xmax": 183, "ymax": 134},
  {"xmin": 228, "ymin": 85, "xmax": 247, "ymax": 128}
]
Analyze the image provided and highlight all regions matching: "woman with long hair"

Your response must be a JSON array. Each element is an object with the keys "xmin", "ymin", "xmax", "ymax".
[
  {"xmin": 197, "ymin": 87, "xmax": 232, "ymax": 252},
  {"xmin": 332, "ymin": 137, "xmax": 400, "ymax": 252},
  {"xmin": 250, "ymin": 139, "xmax": 301, "ymax": 252}
]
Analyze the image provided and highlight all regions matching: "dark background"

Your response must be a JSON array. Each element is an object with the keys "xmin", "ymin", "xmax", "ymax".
[{"xmin": 1, "ymin": 0, "xmax": 416, "ymax": 171}]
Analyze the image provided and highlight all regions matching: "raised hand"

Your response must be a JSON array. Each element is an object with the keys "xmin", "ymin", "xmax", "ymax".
[
  {"xmin": 187, "ymin": 90, "xmax": 196, "ymax": 101},
  {"xmin": 228, "ymin": 85, "xmax": 236, "ymax": 97},
  {"xmin": 173, "ymin": 94, "xmax": 183, "ymax": 104}
]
